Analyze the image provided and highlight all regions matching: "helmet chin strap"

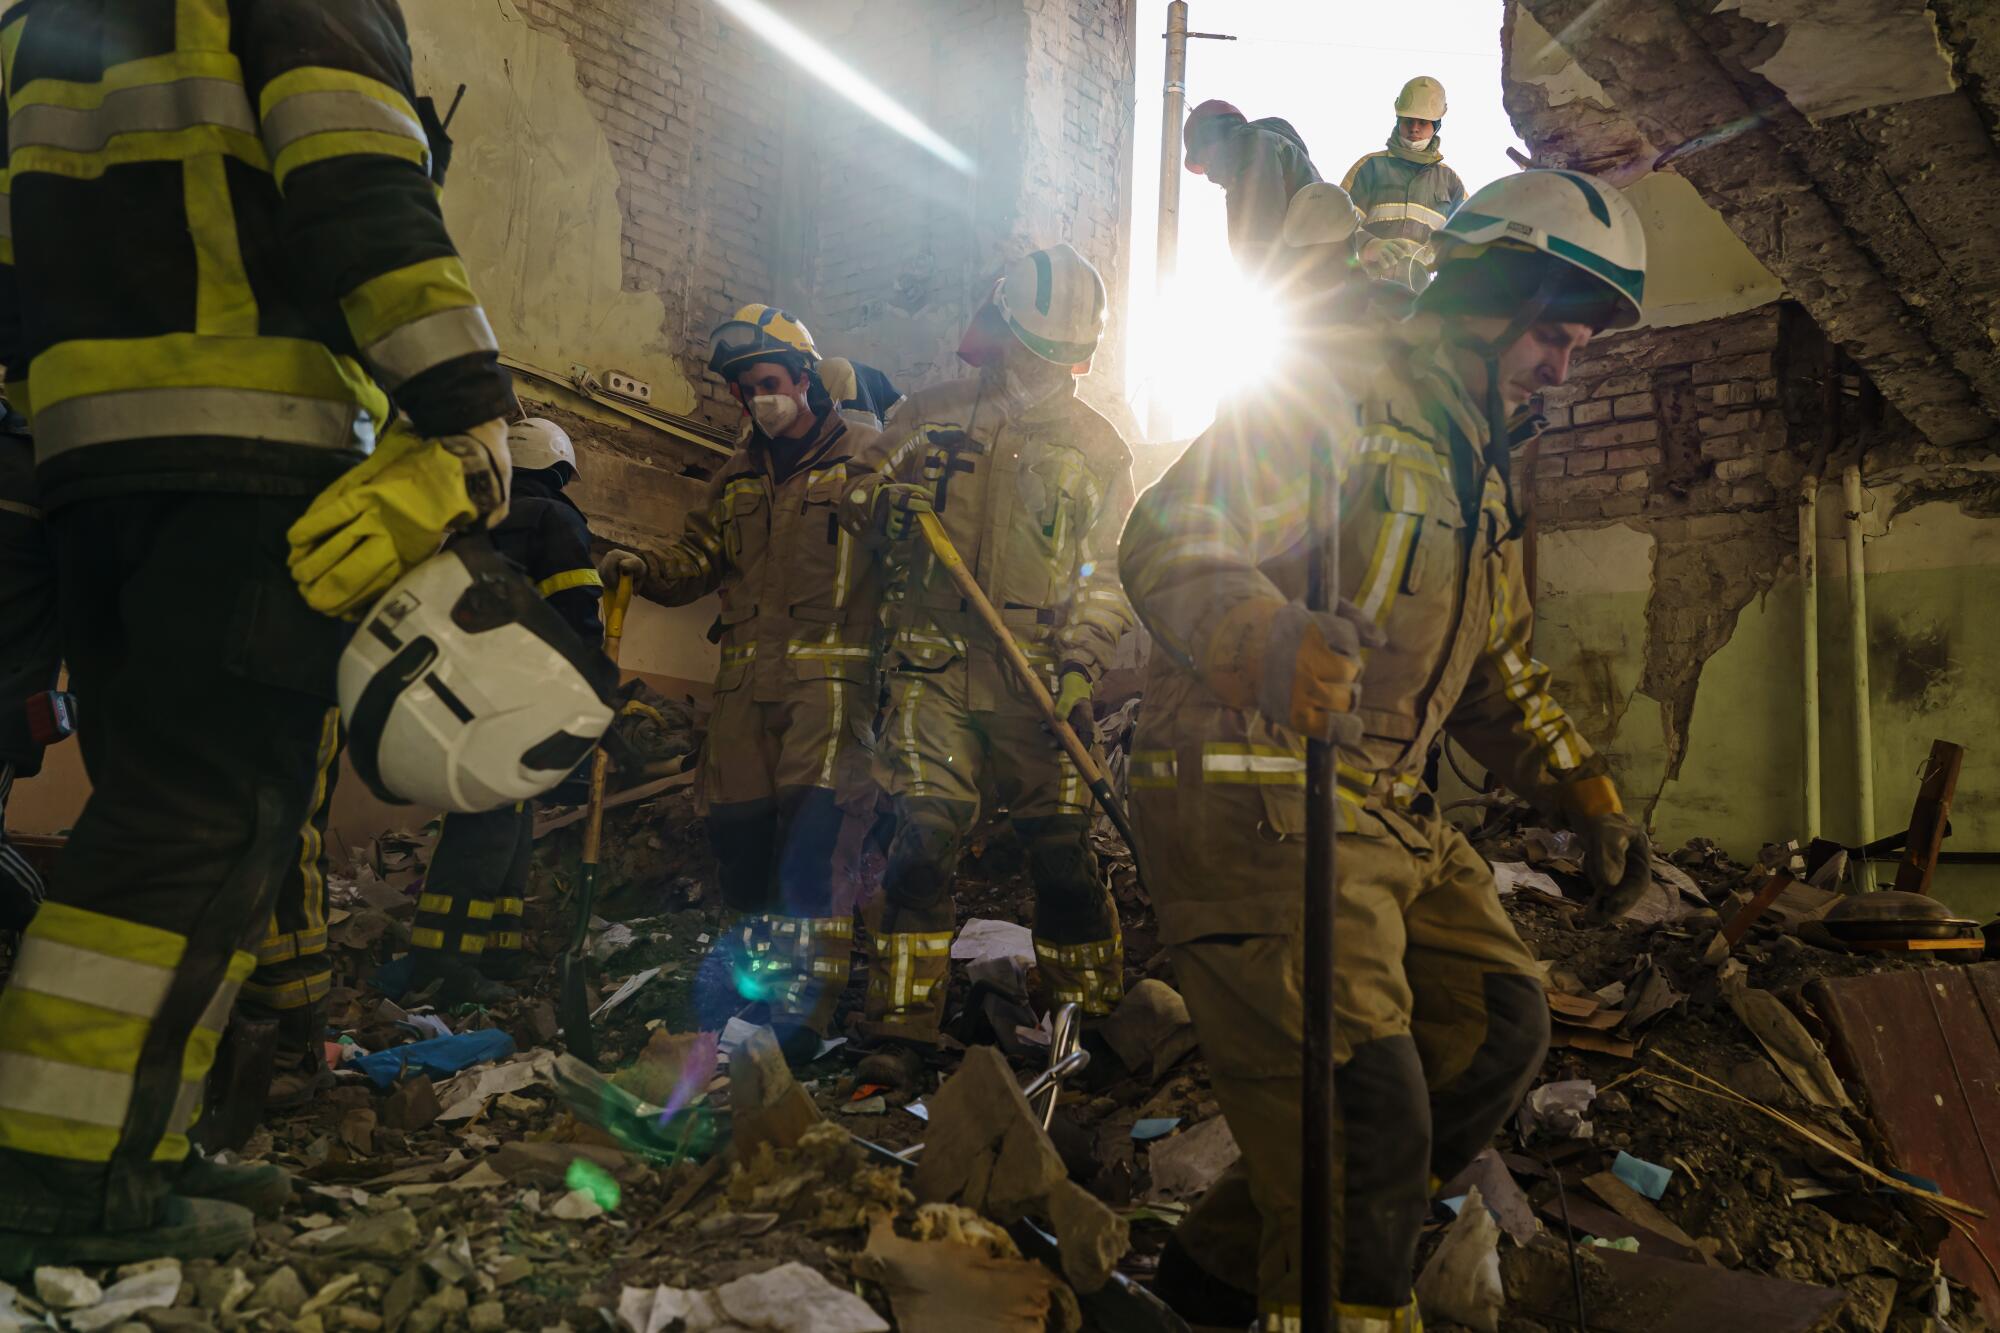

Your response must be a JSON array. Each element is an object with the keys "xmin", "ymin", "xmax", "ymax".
[{"xmin": 1446, "ymin": 270, "xmax": 1563, "ymax": 542}]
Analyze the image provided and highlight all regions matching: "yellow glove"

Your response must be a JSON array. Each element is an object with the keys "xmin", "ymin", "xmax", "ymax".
[
  {"xmin": 1052, "ymin": 667, "xmax": 1094, "ymax": 740},
  {"xmin": 287, "ymin": 418, "xmax": 511, "ymax": 618},
  {"xmin": 1562, "ymin": 775, "xmax": 1654, "ymax": 921},
  {"xmin": 1201, "ymin": 597, "xmax": 1384, "ymax": 744}
]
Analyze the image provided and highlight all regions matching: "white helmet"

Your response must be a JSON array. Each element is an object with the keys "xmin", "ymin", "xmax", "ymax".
[
  {"xmin": 1430, "ymin": 169, "xmax": 1646, "ymax": 329},
  {"xmin": 507, "ymin": 417, "xmax": 577, "ymax": 480},
  {"xmin": 994, "ymin": 243, "xmax": 1107, "ymax": 366},
  {"xmin": 1282, "ymin": 182, "xmax": 1363, "ymax": 249},
  {"xmin": 1395, "ymin": 76, "xmax": 1447, "ymax": 121},
  {"xmin": 340, "ymin": 538, "xmax": 616, "ymax": 812}
]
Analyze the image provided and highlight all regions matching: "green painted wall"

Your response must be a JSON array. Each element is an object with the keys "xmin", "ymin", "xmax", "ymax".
[{"xmin": 1531, "ymin": 496, "xmax": 2000, "ymax": 920}]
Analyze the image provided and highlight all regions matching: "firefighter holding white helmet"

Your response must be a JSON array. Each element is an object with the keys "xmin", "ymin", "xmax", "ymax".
[
  {"xmin": 837, "ymin": 243, "xmax": 1137, "ymax": 1091},
  {"xmin": 1124, "ymin": 171, "xmax": 1653, "ymax": 1330}
]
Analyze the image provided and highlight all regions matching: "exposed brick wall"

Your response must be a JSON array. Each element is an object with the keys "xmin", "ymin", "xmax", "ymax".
[
  {"xmin": 507, "ymin": 0, "xmax": 1135, "ymax": 437},
  {"xmin": 1532, "ymin": 306, "xmax": 1801, "ymax": 529}
]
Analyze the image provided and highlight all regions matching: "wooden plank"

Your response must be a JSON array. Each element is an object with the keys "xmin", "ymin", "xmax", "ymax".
[
  {"xmin": 1809, "ymin": 962, "xmax": 2000, "ymax": 1313},
  {"xmin": 1846, "ymin": 936, "xmax": 1984, "ymax": 954},
  {"xmin": 1893, "ymin": 739, "xmax": 1965, "ymax": 896},
  {"xmin": 1703, "ymin": 871, "xmax": 1796, "ymax": 963}
]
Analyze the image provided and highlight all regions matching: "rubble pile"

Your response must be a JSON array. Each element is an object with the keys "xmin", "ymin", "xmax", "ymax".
[{"xmin": 0, "ymin": 782, "xmax": 1993, "ymax": 1333}]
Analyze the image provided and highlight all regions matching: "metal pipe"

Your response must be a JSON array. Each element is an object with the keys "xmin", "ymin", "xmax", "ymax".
[
  {"xmin": 1147, "ymin": 2, "xmax": 1188, "ymax": 442},
  {"xmin": 1799, "ymin": 476, "xmax": 1821, "ymax": 842},
  {"xmin": 1842, "ymin": 462, "xmax": 1875, "ymax": 848}
]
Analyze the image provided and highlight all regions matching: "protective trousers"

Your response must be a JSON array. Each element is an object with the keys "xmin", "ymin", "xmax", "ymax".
[
  {"xmin": 0, "ymin": 494, "xmax": 348, "ymax": 1233},
  {"xmin": 242, "ymin": 722, "xmax": 340, "ymax": 1019},
  {"xmin": 1135, "ymin": 784, "xmax": 1548, "ymax": 1331},
  {"xmin": 699, "ymin": 678, "xmax": 860, "ymax": 1037},
  {"xmin": 866, "ymin": 665, "xmax": 1121, "ymax": 1043},
  {"xmin": 411, "ymin": 803, "xmax": 534, "ymax": 975}
]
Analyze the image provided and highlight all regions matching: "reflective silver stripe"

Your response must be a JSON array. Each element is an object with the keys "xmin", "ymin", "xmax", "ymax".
[
  {"xmin": 197, "ymin": 970, "xmax": 247, "ymax": 1036},
  {"xmin": 8, "ymin": 938, "xmax": 174, "ymax": 1018},
  {"xmin": 0, "ymin": 1051, "xmax": 133, "ymax": 1126},
  {"xmin": 260, "ymin": 88, "xmax": 428, "ymax": 160},
  {"xmin": 35, "ymin": 387, "xmax": 376, "ymax": 457},
  {"xmin": 166, "ymin": 1078, "xmax": 205, "ymax": 1134},
  {"xmin": 362, "ymin": 305, "xmax": 497, "ymax": 389},
  {"xmin": 1202, "ymin": 752, "xmax": 1306, "ymax": 775},
  {"xmin": 9, "ymin": 78, "xmax": 255, "ymax": 154},
  {"xmin": 1364, "ymin": 201, "xmax": 1448, "ymax": 229}
]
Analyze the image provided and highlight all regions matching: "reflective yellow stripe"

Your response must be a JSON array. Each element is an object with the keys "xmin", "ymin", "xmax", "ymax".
[
  {"xmin": 27, "ymin": 334, "xmax": 386, "ymax": 453},
  {"xmin": 24, "ymin": 901, "xmax": 186, "ymax": 969},
  {"xmin": 492, "ymin": 897, "xmax": 526, "ymax": 918},
  {"xmin": 720, "ymin": 643, "xmax": 758, "ymax": 666},
  {"xmin": 487, "ymin": 931, "xmax": 524, "ymax": 951},
  {"xmin": 899, "ymin": 676, "xmax": 929, "ymax": 795},
  {"xmin": 339, "ymin": 255, "xmax": 494, "ymax": 388},
  {"xmin": 1201, "ymin": 743, "xmax": 1306, "ymax": 785},
  {"xmin": 409, "ymin": 926, "xmax": 447, "ymax": 950},
  {"xmin": 253, "ymin": 923, "xmax": 328, "ymax": 966},
  {"xmin": 240, "ymin": 969, "xmax": 332, "ymax": 1011},
  {"xmin": 537, "ymin": 567, "xmax": 602, "ymax": 598},
  {"xmin": 8, "ymin": 74, "xmax": 255, "ymax": 154},
  {"xmin": 786, "ymin": 642, "xmax": 872, "ymax": 659},
  {"xmin": 7, "ymin": 939, "xmax": 174, "ymax": 1018},
  {"xmin": 465, "ymin": 900, "xmax": 495, "ymax": 920},
  {"xmin": 416, "ymin": 892, "xmax": 454, "ymax": 916},
  {"xmin": 1129, "ymin": 750, "xmax": 1177, "ymax": 788},
  {"xmin": 873, "ymin": 931, "xmax": 951, "ymax": 1011},
  {"xmin": 820, "ymin": 670, "xmax": 844, "ymax": 788},
  {"xmin": 257, "ymin": 66, "xmax": 429, "ymax": 186},
  {"xmin": 0, "ymin": 1052, "xmax": 134, "ymax": 1128},
  {"xmin": 1364, "ymin": 200, "xmax": 1448, "ymax": 230}
]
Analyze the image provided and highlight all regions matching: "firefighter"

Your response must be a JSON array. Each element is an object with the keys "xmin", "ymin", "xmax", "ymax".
[
  {"xmin": 409, "ymin": 418, "xmax": 609, "ymax": 1004},
  {"xmin": 600, "ymin": 306, "xmax": 881, "ymax": 1065},
  {"xmin": 1120, "ymin": 170, "xmax": 1654, "ymax": 1330},
  {"xmin": 0, "ymin": 0, "xmax": 516, "ymax": 1270},
  {"xmin": 1340, "ymin": 76, "xmax": 1468, "ymax": 280},
  {"xmin": 1182, "ymin": 99, "xmax": 1322, "ymax": 274},
  {"xmin": 836, "ymin": 244, "xmax": 1136, "ymax": 1090}
]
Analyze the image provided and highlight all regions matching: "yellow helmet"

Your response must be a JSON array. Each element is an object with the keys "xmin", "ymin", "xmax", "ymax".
[
  {"xmin": 708, "ymin": 303, "xmax": 820, "ymax": 379},
  {"xmin": 1395, "ymin": 76, "xmax": 1447, "ymax": 121}
]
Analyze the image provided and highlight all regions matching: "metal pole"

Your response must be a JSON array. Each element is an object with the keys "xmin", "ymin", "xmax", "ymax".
[
  {"xmin": 1302, "ymin": 435, "xmax": 1339, "ymax": 1333},
  {"xmin": 1148, "ymin": 1, "xmax": 1188, "ymax": 442},
  {"xmin": 1798, "ymin": 476, "xmax": 1821, "ymax": 843},
  {"xmin": 1842, "ymin": 462, "xmax": 1875, "ymax": 849}
]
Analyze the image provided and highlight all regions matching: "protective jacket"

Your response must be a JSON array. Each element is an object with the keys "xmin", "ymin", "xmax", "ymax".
[
  {"xmin": 495, "ymin": 470, "xmax": 604, "ymax": 646},
  {"xmin": 1120, "ymin": 316, "xmax": 1597, "ymax": 945},
  {"xmin": 0, "ymin": 0, "xmax": 515, "ymax": 509},
  {"xmin": 1341, "ymin": 132, "xmax": 1468, "ymax": 249},
  {"xmin": 840, "ymin": 374, "xmax": 1136, "ymax": 706},
  {"xmin": 635, "ymin": 408, "xmax": 881, "ymax": 703},
  {"xmin": 1201, "ymin": 116, "xmax": 1321, "ymax": 271}
]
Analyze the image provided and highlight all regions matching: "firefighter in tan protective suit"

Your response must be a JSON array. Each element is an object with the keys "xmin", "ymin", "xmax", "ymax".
[
  {"xmin": 602, "ymin": 306, "xmax": 879, "ymax": 1065},
  {"xmin": 838, "ymin": 244, "xmax": 1136, "ymax": 1088},
  {"xmin": 1121, "ymin": 171, "xmax": 1657, "ymax": 1331}
]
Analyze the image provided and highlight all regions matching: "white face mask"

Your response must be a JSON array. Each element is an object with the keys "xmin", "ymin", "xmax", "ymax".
[{"xmin": 750, "ymin": 393, "xmax": 801, "ymax": 436}]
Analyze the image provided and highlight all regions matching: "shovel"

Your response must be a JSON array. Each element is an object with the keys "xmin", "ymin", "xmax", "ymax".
[
  {"xmin": 913, "ymin": 511, "xmax": 1145, "ymax": 875},
  {"xmin": 560, "ymin": 572, "xmax": 635, "ymax": 1064}
]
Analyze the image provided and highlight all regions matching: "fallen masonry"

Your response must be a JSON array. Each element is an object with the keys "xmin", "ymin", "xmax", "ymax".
[{"xmin": 0, "ymin": 769, "xmax": 1995, "ymax": 1333}]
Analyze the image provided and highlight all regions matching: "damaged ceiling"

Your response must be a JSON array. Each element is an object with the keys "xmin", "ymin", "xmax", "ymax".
[{"xmin": 1506, "ymin": 0, "xmax": 2000, "ymax": 458}]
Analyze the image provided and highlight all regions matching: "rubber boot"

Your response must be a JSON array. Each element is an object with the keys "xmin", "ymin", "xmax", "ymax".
[
  {"xmin": 1153, "ymin": 1232, "xmax": 1257, "ymax": 1330},
  {"xmin": 408, "ymin": 952, "xmax": 516, "ymax": 1007},
  {"xmin": 0, "ymin": 1196, "xmax": 255, "ymax": 1280},
  {"xmin": 851, "ymin": 1042, "xmax": 925, "ymax": 1100},
  {"xmin": 264, "ymin": 1000, "xmax": 333, "ymax": 1110},
  {"xmin": 176, "ymin": 1153, "xmax": 292, "ymax": 1219}
]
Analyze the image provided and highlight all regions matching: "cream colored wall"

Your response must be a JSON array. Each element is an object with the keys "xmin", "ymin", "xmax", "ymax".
[{"xmin": 402, "ymin": 0, "xmax": 702, "ymax": 413}]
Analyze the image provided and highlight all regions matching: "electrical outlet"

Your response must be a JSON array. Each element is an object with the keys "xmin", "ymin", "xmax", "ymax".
[{"xmin": 605, "ymin": 370, "xmax": 652, "ymax": 402}]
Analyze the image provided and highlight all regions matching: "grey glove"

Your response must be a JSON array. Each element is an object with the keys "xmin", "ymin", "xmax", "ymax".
[
  {"xmin": 598, "ymin": 549, "xmax": 646, "ymax": 583},
  {"xmin": 1576, "ymin": 812, "xmax": 1654, "ymax": 922}
]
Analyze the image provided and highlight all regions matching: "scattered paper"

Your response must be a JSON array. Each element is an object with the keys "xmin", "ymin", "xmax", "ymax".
[
  {"xmin": 906, "ymin": 1101, "xmax": 931, "ymax": 1122},
  {"xmin": 590, "ymin": 923, "xmax": 637, "ymax": 962},
  {"xmin": 1612, "ymin": 1151, "xmax": 1673, "ymax": 1201},
  {"xmin": 1519, "ymin": 1079, "xmax": 1596, "ymax": 1140},
  {"xmin": 1491, "ymin": 861, "xmax": 1564, "ymax": 900},
  {"xmin": 592, "ymin": 967, "xmax": 664, "ymax": 1020},
  {"xmin": 618, "ymin": 1262, "xmax": 888, "ymax": 1333},
  {"xmin": 715, "ymin": 1016, "xmax": 840, "ymax": 1063},
  {"xmin": 951, "ymin": 918, "xmax": 1036, "ymax": 968},
  {"xmin": 550, "ymin": 1188, "xmax": 604, "ymax": 1221},
  {"xmin": 852, "ymin": 1217, "xmax": 1066, "ymax": 1332},
  {"xmin": 436, "ymin": 1052, "xmax": 555, "ymax": 1122}
]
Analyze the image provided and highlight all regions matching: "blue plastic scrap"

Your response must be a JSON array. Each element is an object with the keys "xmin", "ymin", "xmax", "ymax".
[
  {"xmin": 1132, "ymin": 1118, "xmax": 1183, "ymax": 1141},
  {"xmin": 1612, "ymin": 1149, "xmax": 1673, "ymax": 1201},
  {"xmin": 351, "ymin": 1029, "xmax": 517, "ymax": 1088}
]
